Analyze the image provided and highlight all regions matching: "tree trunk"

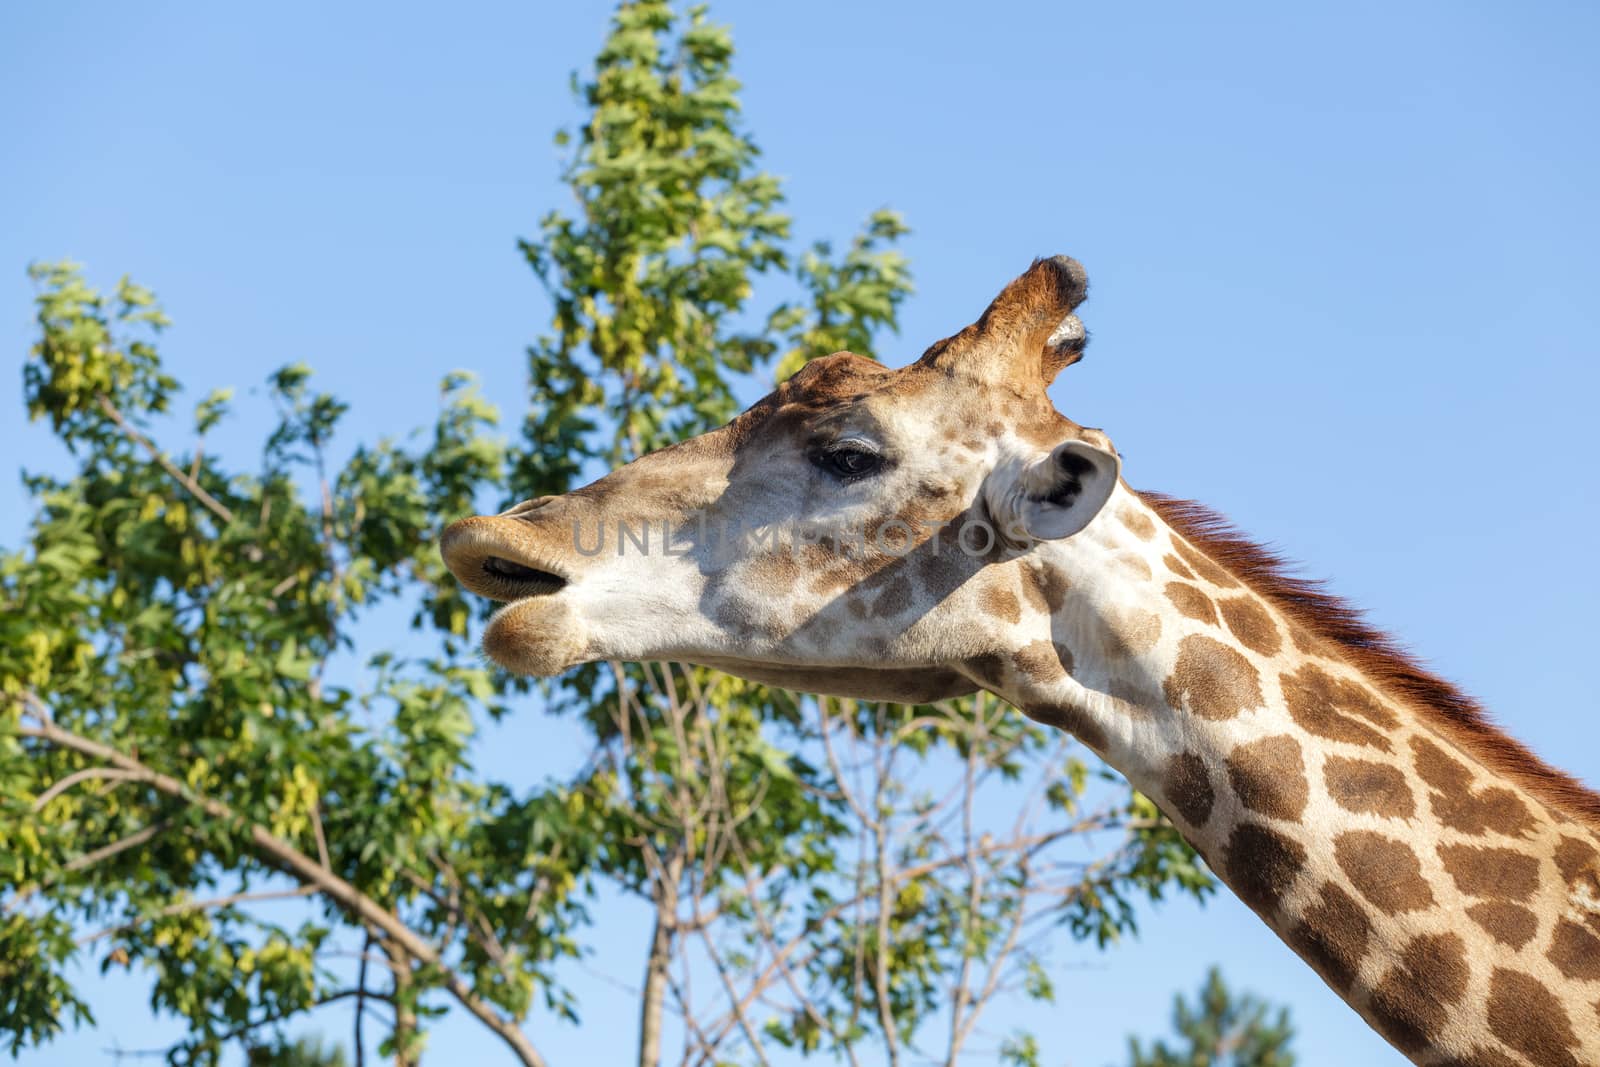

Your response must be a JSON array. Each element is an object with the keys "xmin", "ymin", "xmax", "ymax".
[
  {"xmin": 384, "ymin": 939, "xmax": 420, "ymax": 1067},
  {"xmin": 637, "ymin": 855, "xmax": 682, "ymax": 1067}
]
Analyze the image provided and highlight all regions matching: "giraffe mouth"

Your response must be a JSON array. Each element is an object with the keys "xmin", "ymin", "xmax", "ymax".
[
  {"xmin": 439, "ymin": 516, "xmax": 573, "ymax": 602},
  {"xmin": 479, "ymin": 556, "xmax": 568, "ymax": 599}
]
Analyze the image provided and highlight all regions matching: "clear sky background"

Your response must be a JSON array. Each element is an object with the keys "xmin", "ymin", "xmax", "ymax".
[{"xmin": 3, "ymin": 2, "xmax": 1598, "ymax": 1065}]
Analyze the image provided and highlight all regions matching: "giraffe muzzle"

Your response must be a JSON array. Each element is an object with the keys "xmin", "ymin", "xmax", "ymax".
[{"xmin": 439, "ymin": 515, "xmax": 572, "ymax": 602}]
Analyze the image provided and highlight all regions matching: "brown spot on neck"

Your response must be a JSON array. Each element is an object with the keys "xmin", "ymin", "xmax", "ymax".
[
  {"xmin": 1098, "ymin": 607, "xmax": 1162, "ymax": 658},
  {"xmin": 1553, "ymin": 834, "xmax": 1598, "ymax": 886},
  {"xmin": 1486, "ymin": 967, "xmax": 1583, "ymax": 1067},
  {"xmin": 1118, "ymin": 506, "xmax": 1155, "ymax": 540},
  {"xmin": 1467, "ymin": 901, "xmax": 1540, "ymax": 949},
  {"xmin": 1170, "ymin": 536, "xmax": 1239, "ymax": 588},
  {"xmin": 1164, "ymin": 635, "xmax": 1263, "ymax": 720},
  {"xmin": 1324, "ymin": 755, "xmax": 1415, "ymax": 819},
  {"xmin": 1224, "ymin": 822, "xmax": 1306, "ymax": 917},
  {"xmin": 1163, "ymin": 553, "xmax": 1196, "ymax": 580},
  {"xmin": 1012, "ymin": 640, "xmax": 1073, "ymax": 682},
  {"xmin": 1367, "ymin": 932, "xmax": 1468, "ymax": 1055},
  {"xmin": 1019, "ymin": 563, "xmax": 1070, "ymax": 615},
  {"xmin": 870, "ymin": 575, "xmax": 914, "ymax": 619},
  {"xmin": 1438, "ymin": 843, "xmax": 1541, "ymax": 901},
  {"xmin": 1216, "ymin": 595, "xmax": 1282, "ymax": 656},
  {"xmin": 1442, "ymin": 1047, "xmax": 1523, "ymax": 1067},
  {"xmin": 1412, "ymin": 736, "xmax": 1537, "ymax": 838},
  {"xmin": 978, "ymin": 583, "xmax": 1022, "ymax": 625},
  {"xmin": 1286, "ymin": 881, "xmax": 1370, "ymax": 993},
  {"xmin": 1022, "ymin": 700, "xmax": 1108, "ymax": 753},
  {"xmin": 1164, "ymin": 581, "xmax": 1218, "ymax": 624},
  {"xmin": 1280, "ymin": 663, "xmax": 1395, "ymax": 751},
  {"xmin": 1548, "ymin": 920, "xmax": 1600, "ymax": 981},
  {"xmin": 1226, "ymin": 735, "xmax": 1309, "ymax": 821},
  {"xmin": 1115, "ymin": 553, "xmax": 1154, "ymax": 580},
  {"xmin": 964, "ymin": 652, "xmax": 1009, "ymax": 691},
  {"xmin": 1334, "ymin": 830, "xmax": 1434, "ymax": 914},
  {"xmin": 1162, "ymin": 752, "xmax": 1214, "ymax": 828},
  {"xmin": 809, "ymin": 567, "xmax": 853, "ymax": 596},
  {"xmin": 1288, "ymin": 621, "xmax": 1330, "ymax": 656}
]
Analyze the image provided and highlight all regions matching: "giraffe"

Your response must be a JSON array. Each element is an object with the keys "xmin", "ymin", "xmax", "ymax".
[{"xmin": 440, "ymin": 256, "xmax": 1600, "ymax": 1065}]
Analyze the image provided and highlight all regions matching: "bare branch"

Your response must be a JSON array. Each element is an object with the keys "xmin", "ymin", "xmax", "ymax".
[
  {"xmin": 870, "ymin": 708, "xmax": 901, "ymax": 1067},
  {"xmin": 692, "ymin": 803, "xmax": 1122, "ymax": 1058},
  {"xmin": 17, "ymin": 690, "xmax": 55, "ymax": 724},
  {"xmin": 817, "ymin": 698, "xmax": 872, "ymax": 827},
  {"xmin": 101, "ymin": 987, "xmax": 391, "ymax": 1062},
  {"xmin": 946, "ymin": 731, "xmax": 983, "ymax": 1065},
  {"xmin": 17, "ymin": 720, "xmax": 549, "ymax": 1067},
  {"xmin": 311, "ymin": 803, "xmax": 332, "ymax": 873},
  {"xmin": 4, "ymin": 816, "xmax": 172, "ymax": 916},
  {"xmin": 356, "ymin": 931, "xmax": 372, "ymax": 1067},
  {"xmin": 32, "ymin": 767, "xmax": 142, "ymax": 812},
  {"xmin": 96, "ymin": 394, "xmax": 235, "ymax": 524},
  {"xmin": 79, "ymin": 885, "xmax": 318, "ymax": 946},
  {"xmin": 951, "ymin": 856, "xmax": 1032, "ymax": 1058},
  {"xmin": 691, "ymin": 920, "xmax": 771, "ymax": 1067},
  {"xmin": 68, "ymin": 820, "xmax": 170, "ymax": 874},
  {"xmin": 727, "ymin": 834, "xmax": 845, "ymax": 1065}
]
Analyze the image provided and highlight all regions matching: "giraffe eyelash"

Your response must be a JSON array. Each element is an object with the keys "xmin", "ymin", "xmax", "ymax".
[{"xmin": 811, "ymin": 441, "xmax": 887, "ymax": 482}]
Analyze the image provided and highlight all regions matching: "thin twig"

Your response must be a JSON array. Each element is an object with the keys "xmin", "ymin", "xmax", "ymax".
[
  {"xmin": 96, "ymin": 395, "xmax": 235, "ymax": 524},
  {"xmin": 311, "ymin": 803, "xmax": 332, "ymax": 872},
  {"xmin": 32, "ymin": 767, "xmax": 142, "ymax": 812},
  {"xmin": 79, "ymin": 885, "xmax": 318, "ymax": 946},
  {"xmin": 356, "ymin": 931, "xmax": 372, "ymax": 1067},
  {"xmin": 68, "ymin": 820, "xmax": 169, "ymax": 873},
  {"xmin": 101, "ymin": 988, "xmax": 391, "ymax": 1062},
  {"xmin": 870, "ymin": 704, "xmax": 901, "ymax": 1067}
]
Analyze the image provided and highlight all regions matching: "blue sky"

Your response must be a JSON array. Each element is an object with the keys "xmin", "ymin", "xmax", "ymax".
[{"xmin": 3, "ymin": 2, "xmax": 1597, "ymax": 1065}]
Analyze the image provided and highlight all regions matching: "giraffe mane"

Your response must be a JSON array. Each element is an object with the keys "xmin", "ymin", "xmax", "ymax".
[{"xmin": 1139, "ymin": 490, "xmax": 1600, "ymax": 833}]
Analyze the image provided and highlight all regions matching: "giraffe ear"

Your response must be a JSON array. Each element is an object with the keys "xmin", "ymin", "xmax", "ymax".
[
  {"xmin": 991, "ymin": 438, "xmax": 1121, "ymax": 542},
  {"xmin": 918, "ymin": 255, "xmax": 1090, "ymax": 387}
]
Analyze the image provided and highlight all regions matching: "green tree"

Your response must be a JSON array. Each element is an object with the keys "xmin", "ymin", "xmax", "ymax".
[
  {"xmin": 1127, "ymin": 968, "xmax": 1296, "ymax": 1067},
  {"xmin": 248, "ymin": 1034, "xmax": 350, "ymax": 1067},
  {"xmin": 1, "ymin": 3, "xmax": 1213, "ymax": 1065}
]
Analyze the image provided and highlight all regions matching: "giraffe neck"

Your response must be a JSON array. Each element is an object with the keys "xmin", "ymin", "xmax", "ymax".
[{"xmin": 969, "ymin": 486, "xmax": 1600, "ymax": 1066}]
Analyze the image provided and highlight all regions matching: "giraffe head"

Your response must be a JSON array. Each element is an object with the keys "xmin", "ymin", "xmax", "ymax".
[{"xmin": 440, "ymin": 257, "xmax": 1122, "ymax": 702}]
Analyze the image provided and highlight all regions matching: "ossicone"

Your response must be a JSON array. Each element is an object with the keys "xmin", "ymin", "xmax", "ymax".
[{"xmin": 918, "ymin": 255, "xmax": 1091, "ymax": 389}]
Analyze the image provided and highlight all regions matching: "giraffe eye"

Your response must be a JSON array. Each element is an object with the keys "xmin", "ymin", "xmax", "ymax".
[{"xmin": 813, "ymin": 445, "xmax": 883, "ymax": 481}]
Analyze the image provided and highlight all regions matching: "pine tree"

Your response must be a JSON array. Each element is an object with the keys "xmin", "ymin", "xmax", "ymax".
[{"xmin": 1127, "ymin": 968, "xmax": 1296, "ymax": 1067}]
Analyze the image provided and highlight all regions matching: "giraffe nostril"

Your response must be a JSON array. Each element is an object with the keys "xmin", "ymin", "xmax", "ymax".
[{"xmin": 500, "ymin": 496, "xmax": 557, "ymax": 520}]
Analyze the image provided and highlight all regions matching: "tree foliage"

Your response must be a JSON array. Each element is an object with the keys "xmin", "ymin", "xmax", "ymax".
[
  {"xmin": 1127, "ymin": 968, "xmax": 1296, "ymax": 1067},
  {"xmin": 2, "ymin": 3, "xmax": 1215, "ymax": 1065},
  {"xmin": 248, "ymin": 1034, "xmax": 350, "ymax": 1067}
]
